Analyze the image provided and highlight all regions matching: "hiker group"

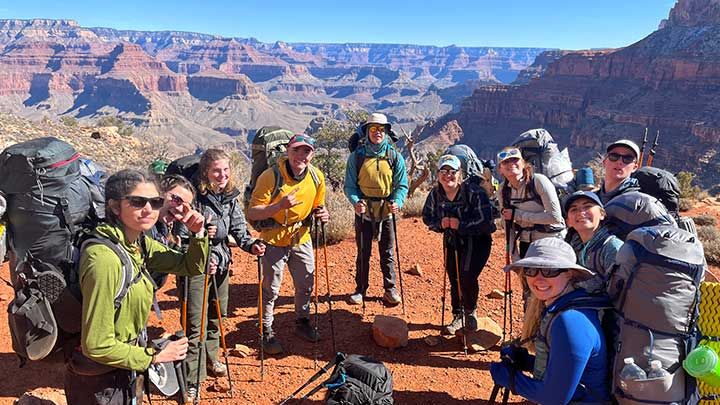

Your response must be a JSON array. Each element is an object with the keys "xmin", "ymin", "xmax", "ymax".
[{"xmin": 0, "ymin": 113, "xmax": 709, "ymax": 405}]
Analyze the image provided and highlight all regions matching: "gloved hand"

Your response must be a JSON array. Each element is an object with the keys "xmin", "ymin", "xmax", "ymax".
[{"xmin": 500, "ymin": 344, "xmax": 534, "ymax": 372}]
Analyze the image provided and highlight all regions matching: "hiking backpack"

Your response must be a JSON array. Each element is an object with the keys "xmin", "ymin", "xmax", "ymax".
[
  {"xmin": 245, "ymin": 126, "xmax": 294, "ymax": 201},
  {"xmin": 631, "ymin": 167, "xmax": 697, "ymax": 235},
  {"xmin": 511, "ymin": 128, "xmax": 574, "ymax": 195},
  {"xmin": 444, "ymin": 144, "xmax": 498, "ymax": 199},
  {"xmin": 604, "ymin": 191, "xmax": 677, "ymax": 240},
  {"xmin": 166, "ymin": 154, "xmax": 201, "ymax": 182},
  {"xmin": 324, "ymin": 354, "xmax": 394, "ymax": 405},
  {"xmin": 607, "ymin": 225, "xmax": 706, "ymax": 404}
]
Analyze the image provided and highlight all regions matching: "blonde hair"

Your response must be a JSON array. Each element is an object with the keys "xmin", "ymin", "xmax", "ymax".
[{"xmin": 197, "ymin": 149, "xmax": 237, "ymax": 195}]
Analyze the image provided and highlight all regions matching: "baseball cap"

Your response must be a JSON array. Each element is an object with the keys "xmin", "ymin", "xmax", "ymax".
[{"xmin": 606, "ymin": 139, "xmax": 640, "ymax": 159}]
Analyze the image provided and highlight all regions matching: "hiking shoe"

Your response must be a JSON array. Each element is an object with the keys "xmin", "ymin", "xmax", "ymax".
[
  {"xmin": 465, "ymin": 310, "xmax": 479, "ymax": 333},
  {"xmin": 348, "ymin": 292, "xmax": 364, "ymax": 305},
  {"xmin": 207, "ymin": 359, "xmax": 227, "ymax": 377},
  {"xmin": 263, "ymin": 332, "xmax": 284, "ymax": 355},
  {"xmin": 442, "ymin": 314, "xmax": 465, "ymax": 336},
  {"xmin": 383, "ymin": 289, "xmax": 402, "ymax": 306},
  {"xmin": 295, "ymin": 318, "xmax": 320, "ymax": 342}
]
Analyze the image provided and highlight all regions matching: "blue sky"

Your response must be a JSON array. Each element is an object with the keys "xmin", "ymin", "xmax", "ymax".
[{"xmin": 1, "ymin": 0, "xmax": 677, "ymax": 49}]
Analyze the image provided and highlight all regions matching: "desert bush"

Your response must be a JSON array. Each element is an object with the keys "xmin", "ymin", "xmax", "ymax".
[
  {"xmin": 97, "ymin": 116, "xmax": 124, "ymax": 127},
  {"xmin": 323, "ymin": 188, "xmax": 354, "ymax": 245},
  {"xmin": 698, "ymin": 225, "xmax": 720, "ymax": 266},
  {"xmin": 679, "ymin": 199, "xmax": 695, "ymax": 212},
  {"xmin": 402, "ymin": 190, "xmax": 428, "ymax": 218},
  {"xmin": 60, "ymin": 116, "xmax": 78, "ymax": 127},
  {"xmin": 693, "ymin": 215, "xmax": 718, "ymax": 227},
  {"xmin": 313, "ymin": 151, "xmax": 347, "ymax": 191}
]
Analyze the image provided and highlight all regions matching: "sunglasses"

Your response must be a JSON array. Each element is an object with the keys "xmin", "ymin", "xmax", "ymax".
[
  {"xmin": 607, "ymin": 152, "xmax": 636, "ymax": 164},
  {"xmin": 498, "ymin": 148, "xmax": 522, "ymax": 162},
  {"xmin": 368, "ymin": 125, "xmax": 386, "ymax": 135},
  {"xmin": 168, "ymin": 193, "xmax": 187, "ymax": 206},
  {"xmin": 522, "ymin": 267, "xmax": 568, "ymax": 278},
  {"xmin": 291, "ymin": 134, "xmax": 316, "ymax": 146},
  {"xmin": 439, "ymin": 169, "xmax": 459, "ymax": 177},
  {"xmin": 125, "ymin": 196, "xmax": 165, "ymax": 210}
]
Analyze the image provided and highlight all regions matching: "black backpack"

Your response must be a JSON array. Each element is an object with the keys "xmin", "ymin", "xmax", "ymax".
[
  {"xmin": 325, "ymin": 354, "xmax": 394, "ymax": 405},
  {"xmin": 166, "ymin": 154, "xmax": 201, "ymax": 183},
  {"xmin": 631, "ymin": 166, "xmax": 680, "ymax": 215}
]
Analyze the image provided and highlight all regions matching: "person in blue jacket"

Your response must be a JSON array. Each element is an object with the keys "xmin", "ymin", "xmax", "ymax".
[
  {"xmin": 344, "ymin": 113, "xmax": 409, "ymax": 306},
  {"xmin": 422, "ymin": 154, "xmax": 496, "ymax": 335},
  {"xmin": 490, "ymin": 237, "xmax": 611, "ymax": 405}
]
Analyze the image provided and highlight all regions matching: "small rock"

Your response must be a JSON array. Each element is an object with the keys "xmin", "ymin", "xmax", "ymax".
[
  {"xmin": 406, "ymin": 264, "xmax": 423, "ymax": 277},
  {"xmin": 210, "ymin": 380, "xmax": 230, "ymax": 393},
  {"xmin": 424, "ymin": 335, "xmax": 440, "ymax": 347},
  {"xmin": 90, "ymin": 131, "xmax": 101, "ymax": 140},
  {"xmin": 467, "ymin": 317, "xmax": 503, "ymax": 352},
  {"xmin": 486, "ymin": 289, "xmax": 505, "ymax": 299},
  {"xmin": 15, "ymin": 388, "xmax": 67, "ymax": 405},
  {"xmin": 230, "ymin": 344, "xmax": 253, "ymax": 358},
  {"xmin": 372, "ymin": 315, "xmax": 408, "ymax": 349}
]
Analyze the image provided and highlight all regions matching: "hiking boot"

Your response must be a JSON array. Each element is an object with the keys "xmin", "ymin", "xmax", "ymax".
[
  {"xmin": 465, "ymin": 310, "xmax": 479, "ymax": 333},
  {"xmin": 383, "ymin": 289, "xmax": 402, "ymax": 306},
  {"xmin": 263, "ymin": 331, "xmax": 284, "ymax": 355},
  {"xmin": 348, "ymin": 292, "xmax": 364, "ymax": 305},
  {"xmin": 207, "ymin": 359, "xmax": 227, "ymax": 377},
  {"xmin": 442, "ymin": 313, "xmax": 465, "ymax": 336},
  {"xmin": 295, "ymin": 318, "xmax": 320, "ymax": 342},
  {"xmin": 187, "ymin": 385, "xmax": 200, "ymax": 403}
]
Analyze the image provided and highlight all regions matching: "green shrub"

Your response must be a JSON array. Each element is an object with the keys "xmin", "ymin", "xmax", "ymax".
[
  {"xmin": 97, "ymin": 116, "xmax": 124, "ymax": 127},
  {"xmin": 693, "ymin": 215, "xmax": 718, "ymax": 227},
  {"xmin": 698, "ymin": 225, "xmax": 720, "ymax": 266},
  {"xmin": 323, "ymin": 188, "xmax": 354, "ymax": 245},
  {"xmin": 679, "ymin": 199, "xmax": 695, "ymax": 212},
  {"xmin": 402, "ymin": 190, "xmax": 428, "ymax": 218},
  {"xmin": 60, "ymin": 116, "xmax": 78, "ymax": 127}
]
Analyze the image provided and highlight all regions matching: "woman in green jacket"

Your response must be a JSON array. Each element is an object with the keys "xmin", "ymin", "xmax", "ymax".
[{"xmin": 64, "ymin": 169, "xmax": 209, "ymax": 405}]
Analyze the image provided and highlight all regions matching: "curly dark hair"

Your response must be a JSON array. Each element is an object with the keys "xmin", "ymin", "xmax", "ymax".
[{"xmin": 104, "ymin": 169, "xmax": 157, "ymax": 225}]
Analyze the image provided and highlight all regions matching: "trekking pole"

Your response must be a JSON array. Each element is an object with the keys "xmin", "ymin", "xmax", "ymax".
[
  {"xmin": 391, "ymin": 212, "xmax": 406, "ymax": 315},
  {"xmin": 257, "ymin": 255, "xmax": 265, "ymax": 381},
  {"xmin": 451, "ymin": 231, "xmax": 468, "ymax": 356},
  {"xmin": 638, "ymin": 127, "xmax": 648, "ymax": 167},
  {"xmin": 277, "ymin": 352, "xmax": 346, "ymax": 405},
  {"xmin": 321, "ymin": 221, "xmax": 337, "ymax": 354},
  {"xmin": 181, "ymin": 276, "xmax": 189, "ymax": 336},
  {"xmin": 211, "ymin": 274, "xmax": 233, "ymax": 398},
  {"xmin": 646, "ymin": 130, "xmax": 660, "ymax": 167},
  {"xmin": 440, "ymin": 235, "xmax": 448, "ymax": 330},
  {"xmin": 195, "ymin": 272, "xmax": 210, "ymax": 403},
  {"xmin": 312, "ymin": 218, "xmax": 320, "ymax": 370},
  {"xmin": 359, "ymin": 212, "xmax": 366, "ymax": 317}
]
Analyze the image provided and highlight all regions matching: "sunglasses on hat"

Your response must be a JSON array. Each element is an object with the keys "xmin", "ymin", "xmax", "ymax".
[
  {"xmin": 290, "ymin": 134, "xmax": 317, "ymax": 146},
  {"xmin": 522, "ymin": 267, "xmax": 568, "ymax": 278},
  {"xmin": 606, "ymin": 152, "xmax": 636, "ymax": 164},
  {"xmin": 498, "ymin": 148, "xmax": 522, "ymax": 162},
  {"xmin": 125, "ymin": 196, "xmax": 164, "ymax": 210}
]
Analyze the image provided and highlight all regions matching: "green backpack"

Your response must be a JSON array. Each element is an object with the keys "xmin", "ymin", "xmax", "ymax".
[{"xmin": 244, "ymin": 126, "xmax": 295, "ymax": 206}]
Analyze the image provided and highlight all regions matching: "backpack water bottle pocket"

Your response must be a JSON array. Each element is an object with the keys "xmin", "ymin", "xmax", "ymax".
[{"xmin": 8, "ymin": 287, "xmax": 58, "ymax": 362}]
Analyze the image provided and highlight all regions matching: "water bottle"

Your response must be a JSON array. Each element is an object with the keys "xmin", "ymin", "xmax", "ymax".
[
  {"xmin": 647, "ymin": 360, "xmax": 670, "ymax": 378},
  {"xmin": 684, "ymin": 345, "xmax": 720, "ymax": 387},
  {"xmin": 620, "ymin": 357, "xmax": 647, "ymax": 381}
]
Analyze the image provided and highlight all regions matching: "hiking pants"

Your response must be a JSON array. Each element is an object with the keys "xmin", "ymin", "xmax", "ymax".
[
  {"xmin": 445, "ymin": 233, "xmax": 492, "ymax": 314},
  {"xmin": 64, "ymin": 368, "xmax": 140, "ymax": 405},
  {"xmin": 183, "ymin": 267, "xmax": 229, "ymax": 385},
  {"xmin": 354, "ymin": 215, "xmax": 397, "ymax": 295},
  {"xmin": 261, "ymin": 240, "xmax": 315, "ymax": 332}
]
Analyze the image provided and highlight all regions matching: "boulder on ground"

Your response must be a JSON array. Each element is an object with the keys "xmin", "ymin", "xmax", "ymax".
[
  {"xmin": 486, "ymin": 289, "xmax": 505, "ymax": 299},
  {"xmin": 406, "ymin": 264, "xmax": 423, "ymax": 277},
  {"xmin": 372, "ymin": 315, "xmax": 408, "ymax": 349},
  {"xmin": 15, "ymin": 388, "xmax": 67, "ymax": 405},
  {"xmin": 467, "ymin": 317, "xmax": 503, "ymax": 352},
  {"xmin": 230, "ymin": 343, "xmax": 253, "ymax": 358}
]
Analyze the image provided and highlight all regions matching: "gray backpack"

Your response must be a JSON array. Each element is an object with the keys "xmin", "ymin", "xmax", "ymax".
[
  {"xmin": 604, "ymin": 191, "xmax": 677, "ymax": 240},
  {"xmin": 607, "ymin": 226, "xmax": 706, "ymax": 404},
  {"xmin": 511, "ymin": 128, "xmax": 574, "ymax": 194}
]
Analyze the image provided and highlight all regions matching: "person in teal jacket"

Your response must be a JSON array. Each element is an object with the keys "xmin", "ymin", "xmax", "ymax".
[
  {"xmin": 344, "ymin": 112, "xmax": 408, "ymax": 306},
  {"xmin": 64, "ymin": 169, "xmax": 209, "ymax": 405}
]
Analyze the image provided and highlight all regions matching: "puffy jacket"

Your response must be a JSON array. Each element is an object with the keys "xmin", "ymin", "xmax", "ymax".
[
  {"xmin": 598, "ymin": 177, "xmax": 640, "ymax": 205},
  {"xmin": 422, "ymin": 179, "xmax": 496, "ymax": 236},
  {"xmin": 568, "ymin": 225, "xmax": 624, "ymax": 293},
  {"xmin": 499, "ymin": 173, "xmax": 566, "ymax": 244}
]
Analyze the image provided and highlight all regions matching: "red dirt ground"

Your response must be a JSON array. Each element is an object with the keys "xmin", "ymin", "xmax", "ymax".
[{"xmin": 2, "ymin": 200, "xmax": 718, "ymax": 404}]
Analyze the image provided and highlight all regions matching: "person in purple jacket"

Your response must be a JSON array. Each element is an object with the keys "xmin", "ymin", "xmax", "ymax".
[{"xmin": 490, "ymin": 238, "xmax": 611, "ymax": 405}]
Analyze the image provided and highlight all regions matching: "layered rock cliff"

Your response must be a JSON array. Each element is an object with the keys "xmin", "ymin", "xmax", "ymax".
[{"xmin": 425, "ymin": 0, "xmax": 720, "ymax": 186}]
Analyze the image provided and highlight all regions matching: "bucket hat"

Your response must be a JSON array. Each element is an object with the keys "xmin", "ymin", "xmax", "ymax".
[{"xmin": 504, "ymin": 238, "xmax": 595, "ymax": 280}]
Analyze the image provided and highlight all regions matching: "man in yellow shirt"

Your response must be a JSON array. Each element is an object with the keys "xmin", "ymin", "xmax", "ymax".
[{"xmin": 248, "ymin": 134, "xmax": 330, "ymax": 355}]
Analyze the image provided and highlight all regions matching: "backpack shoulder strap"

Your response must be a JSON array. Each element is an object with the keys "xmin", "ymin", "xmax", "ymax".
[
  {"xmin": 81, "ymin": 236, "xmax": 142, "ymax": 310},
  {"xmin": 269, "ymin": 164, "xmax": 285, "ymax": 202}
]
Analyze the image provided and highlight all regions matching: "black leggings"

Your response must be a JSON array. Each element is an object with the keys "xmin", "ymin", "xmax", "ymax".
[{"xmin": 444, "ymin": 233, "xmax": 493, "ymax": 313}]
